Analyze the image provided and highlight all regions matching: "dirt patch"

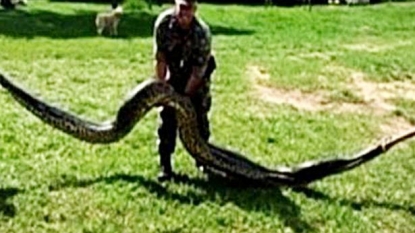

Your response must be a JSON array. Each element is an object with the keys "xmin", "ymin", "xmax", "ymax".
[
  {"xmin": 327, "ymin": 65, "xmax": 415, "ymax": 113},
  {"xmin": 247, "ymin": 65, "xmax": 270, "ymax": 83},
  {"xmin": 248, "ymin": 65, "xmax": 371, "ymax": 113},
  {"xmin": 287, "ymin": 52, "xmax": 337, "ymax": 62},
  {"xmin": 247, "ymin": 65, "xmax": 415, "ymax": 139},
  {"xmin": 254, "ymin": 85, "xmax": 326, "ymax": 112},
  {"xmin": 379, "ymin": 116, "xmax": 413, "ymax": 136},
  {"xmin": 345, "ymin": 71, "xmax": 396, "ymax": 114},
  {"xmin": 248, "ymin": 65, "xmax": 415, "ymax": 116},
  {"xmin": 247, "ymin": 65, "xmax": 328, "ymax": 112},
  {"xmin": 342, "ymin": 40, "xmax": 412, "ymax": 53}
]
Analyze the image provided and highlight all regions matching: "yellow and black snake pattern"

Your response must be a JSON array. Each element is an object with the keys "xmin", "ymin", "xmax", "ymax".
[{"xmin": 1, "ymin": 71, "xmax": 414, "ymax": 187}]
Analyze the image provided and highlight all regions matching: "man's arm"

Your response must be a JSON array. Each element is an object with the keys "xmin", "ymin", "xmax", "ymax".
[
  {"xmin": 154, "ymin": 52, "xmax": 168, "ymax": 81},
  {"xmin": 153, "ymin": 15, "xmax": 171, "ymax": 82},
  {"xmin": 184, "ymin": 26, "xmax": 212, "ymax": 96}
]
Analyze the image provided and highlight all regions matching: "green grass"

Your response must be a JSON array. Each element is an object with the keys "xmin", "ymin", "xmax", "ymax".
[
  {"xmin": 392, "ymin": 98, "xmax": 415, "ymax": 124},
  {"xmin": 1, "ymin": 1, "xmax": 415, "ymax": 232}
]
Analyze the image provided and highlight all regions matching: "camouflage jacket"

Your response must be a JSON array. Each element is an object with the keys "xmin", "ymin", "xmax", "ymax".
[{"xmin": 153, "ymin": 8, "xmax": 212, "ymax": 90}]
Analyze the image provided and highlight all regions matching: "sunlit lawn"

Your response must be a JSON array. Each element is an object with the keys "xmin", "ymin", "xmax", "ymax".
[{"xmin": 0, "ymin": 1, "xmax": 415, "ymax": 232}]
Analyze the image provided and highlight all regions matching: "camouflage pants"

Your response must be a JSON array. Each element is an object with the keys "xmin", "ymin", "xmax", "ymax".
[{"xmin": 157, "ymin": 56, "xmax": 216, "ymax": 173}]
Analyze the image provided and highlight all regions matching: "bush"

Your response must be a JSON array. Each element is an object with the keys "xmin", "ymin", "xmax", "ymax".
[{"xmin": 123, "ymin": 0, "xmax": 147, "ymax": 10}]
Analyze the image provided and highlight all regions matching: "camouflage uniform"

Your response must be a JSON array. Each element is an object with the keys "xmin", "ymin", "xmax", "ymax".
[{"xmin": 153, "ymin": 8, "xmax": 216, "ymax": 175}]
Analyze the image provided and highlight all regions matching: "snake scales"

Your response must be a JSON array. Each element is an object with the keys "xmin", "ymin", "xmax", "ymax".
[{"xmin": 1, "ymin": 71, "xmax": 414, "ymax": 187}]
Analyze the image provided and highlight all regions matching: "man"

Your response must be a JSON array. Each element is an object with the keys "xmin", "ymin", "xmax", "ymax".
[{"xmin": 153, "ymin": 0, "xmax": 217, "ymax": 181}]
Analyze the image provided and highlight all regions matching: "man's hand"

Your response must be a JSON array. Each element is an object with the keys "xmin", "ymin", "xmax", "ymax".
[
  {"xmin": 185, "ymin": 75, "xmax": 203, "ymax": 96},
  {"xmin": 185, "ymin": 64, "xmax": 207, "ymax": 96}
]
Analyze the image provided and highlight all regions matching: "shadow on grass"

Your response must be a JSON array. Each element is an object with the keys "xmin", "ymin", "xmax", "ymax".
[
  {"xmin": 0, "ymin": 8, "xmax": 156, "ymax": 39},
  {"xmin": 0, "ymin": 8, "xmax": 255, "ymax": 39},
  {"xmin": 292, "ymin": 187, "xmax": 415, "ymax": 215},
  {"xmin": 49, "ymin": 173, "xmax": 315, "ymax": 233},
  {"xmin": 0, "ymin": 187, "xmax": 20, "ymax": 218}
]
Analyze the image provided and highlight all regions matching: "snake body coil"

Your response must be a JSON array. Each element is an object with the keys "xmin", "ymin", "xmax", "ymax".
[{"xmin": 1, "ymin": 72, "xmax": 413, "ymax": 187}]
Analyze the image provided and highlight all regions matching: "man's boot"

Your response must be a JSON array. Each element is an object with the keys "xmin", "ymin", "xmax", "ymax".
[{"xmin": 157, "ymin": 153, "xmax": 174, "ymax": 182}]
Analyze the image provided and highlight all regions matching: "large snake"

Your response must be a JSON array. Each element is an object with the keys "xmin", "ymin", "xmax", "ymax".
[{"xmin": 1, "ymin": 71, "xmax": 414, "ymax": 187}]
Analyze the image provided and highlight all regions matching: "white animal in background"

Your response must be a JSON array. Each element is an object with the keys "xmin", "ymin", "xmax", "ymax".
[{"xmin": 95, "ymin": 5, "xmax": 123, "ymax": 36}]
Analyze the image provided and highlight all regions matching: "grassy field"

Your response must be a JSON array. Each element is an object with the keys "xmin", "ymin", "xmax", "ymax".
[{"xmin": 1, "ymin": 1, "xmax": 415, "ymax": 232}]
